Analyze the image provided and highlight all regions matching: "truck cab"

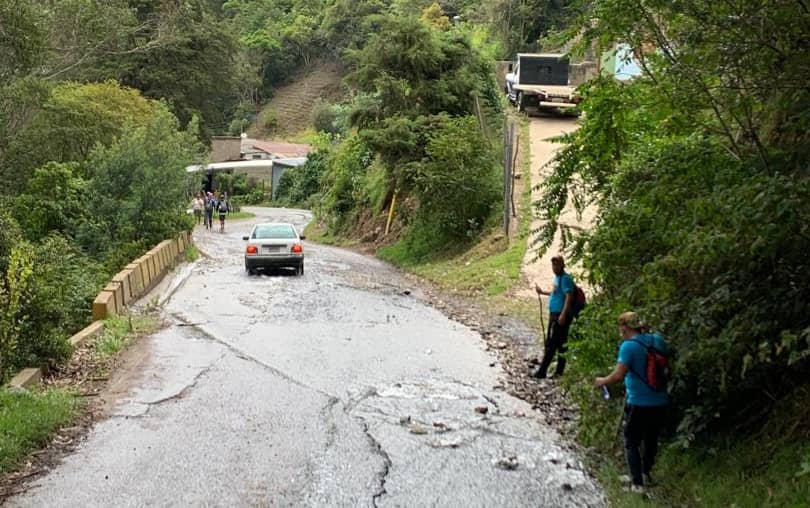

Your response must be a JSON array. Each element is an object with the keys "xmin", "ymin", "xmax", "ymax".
[{"xmin": 505, "ymin": 53, "xmax": 581, "ymax": 112}]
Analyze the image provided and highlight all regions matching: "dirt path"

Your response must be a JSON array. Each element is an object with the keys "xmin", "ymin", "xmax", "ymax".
[{"xmin": 518, "ymin": 115, "xmax": 596, "ymax": 298}]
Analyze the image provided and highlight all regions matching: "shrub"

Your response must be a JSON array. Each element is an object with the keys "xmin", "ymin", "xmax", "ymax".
[
  {"xmin": 26, "ymin": 234, "xmax": 104, "ymax": 344},
  {"xmin": 275, "ymin": 149, "xmax": 330, "ymax": 206},
  {"xmin": 311, "ymin": 100, "xmax": 338, "ymax": 134},
  {"xmin": 83, "ymin": 108, "xmax": 200, "ymax": 264}
]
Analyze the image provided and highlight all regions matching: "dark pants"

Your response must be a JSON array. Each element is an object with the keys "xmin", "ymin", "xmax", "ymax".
[
  {"xmin": 624, "ymin": 404, "xmax": 666, "ymax": 486},
  {"xmin": 536, "ymin": 313, "xmax": 570, "ymax": 378}
]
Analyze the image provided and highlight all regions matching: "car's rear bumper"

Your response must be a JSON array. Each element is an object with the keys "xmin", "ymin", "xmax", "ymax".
[{"xmin": 245, "ymin": 254, "xmax": 303, "ymax": 269}]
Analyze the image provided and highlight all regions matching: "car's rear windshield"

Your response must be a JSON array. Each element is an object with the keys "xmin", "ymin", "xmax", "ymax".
[{"xmin": 252, "ymin": 225, "xmax": 297, "ymax": 239}]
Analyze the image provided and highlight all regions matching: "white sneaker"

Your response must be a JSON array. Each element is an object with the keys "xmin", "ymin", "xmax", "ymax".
[{"xmin": 623, "ymin": 484, "xmax": 645, "ymax": 494}]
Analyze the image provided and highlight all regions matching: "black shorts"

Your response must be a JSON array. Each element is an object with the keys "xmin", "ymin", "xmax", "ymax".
[{"xmin": 219, "ymin": 213, "xmax": 226, "ymax": 219}]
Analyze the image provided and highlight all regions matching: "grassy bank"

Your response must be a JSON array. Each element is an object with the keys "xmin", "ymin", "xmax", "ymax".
[
  {"xmin": 0, "ymin": 311, "xmax": 160, "ymax": 477},
  {"xmin": 96, "ymin": 314, "xmax": 161, "ymax": 358},
  {"xmin": 591, "ymin": 390, "xmax": 810, "ymax": 508},
  {"xmin": 0, "ymin": 389, "xmax": 76, "ymax": 474},
  {"xmin": 226, "ymin": 211, "xmax": 255, "ymax": 220},
  {"xmin": 374, "ymin": 117, "xmax": 538, "ymax": 325}
]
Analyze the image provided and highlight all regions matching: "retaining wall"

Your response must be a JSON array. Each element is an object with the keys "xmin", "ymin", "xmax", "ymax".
[{"xmin": 6, "ymin": 231, "xmax": 193, "ymax": 389}]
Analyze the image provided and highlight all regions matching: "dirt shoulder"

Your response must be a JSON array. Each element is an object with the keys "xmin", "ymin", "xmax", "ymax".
[{"xmin": 518, "ymin": 115, "xmax": 594, "ymax": 297}]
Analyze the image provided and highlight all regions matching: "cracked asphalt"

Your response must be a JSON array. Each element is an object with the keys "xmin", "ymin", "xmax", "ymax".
[{"xmin": 7, "ymin": 207, "xmax": 604, "ymax": 508}]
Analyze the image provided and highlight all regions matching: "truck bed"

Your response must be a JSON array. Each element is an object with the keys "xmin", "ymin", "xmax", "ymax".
[{"xmin": 513, "ymin": 84, "xmax": 575, "ymax": 96}]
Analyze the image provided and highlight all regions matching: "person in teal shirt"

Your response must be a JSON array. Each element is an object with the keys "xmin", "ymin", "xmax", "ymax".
[
  {"xmin": 596, "ymin": 311, "xmax": 670, "ymax": 494},
  {"xmin": 532, "ymin": 256, "xmax": 575, "ymax": 378}
]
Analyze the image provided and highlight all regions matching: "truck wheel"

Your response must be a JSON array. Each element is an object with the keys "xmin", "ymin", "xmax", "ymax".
[{"xmin": 517, "ymin": 92, "xmax": 526, "ymax": 112}]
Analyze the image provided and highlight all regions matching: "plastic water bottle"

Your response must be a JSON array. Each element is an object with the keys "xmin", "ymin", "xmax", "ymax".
[{"xmin": 601, "ymin": 386, "xmax": 610, "ymax": 400}]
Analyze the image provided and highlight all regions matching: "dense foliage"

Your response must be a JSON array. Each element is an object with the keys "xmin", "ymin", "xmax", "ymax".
[
  {"xmin": 0, "ymin": 81, "xmax": 199, "ymax": 380},
  {"xmin": 275, "ymin": 8, "xmax": 505, "ymax": 254},
  {"xmin": 538, "ymin": 1, "xmax": 810, "ymax": 443}
]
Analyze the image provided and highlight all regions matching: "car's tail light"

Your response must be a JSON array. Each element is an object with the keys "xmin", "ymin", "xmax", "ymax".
[
  {"xmin": 291, "ymin": 243, "xmax": 303, "ymax": 253},
  {"xmin": 246, "ymin": 245, "xmax": 258, "ymax": 254}
]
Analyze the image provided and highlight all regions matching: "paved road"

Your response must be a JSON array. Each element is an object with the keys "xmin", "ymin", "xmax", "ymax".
[{"xmin": 9, "ymin": 207, "xmax": 603, "ymax": 508}]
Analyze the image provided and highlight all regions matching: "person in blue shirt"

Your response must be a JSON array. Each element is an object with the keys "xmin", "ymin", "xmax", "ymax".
[
  {"xmin": 531, "ymin": 256, "xmax": 575, "ymax": 379},
  {"xmin": 595, "ymin": 311, "xmax": 670, "ymax": 494}
]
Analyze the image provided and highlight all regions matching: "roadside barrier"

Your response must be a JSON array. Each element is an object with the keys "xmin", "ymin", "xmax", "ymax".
[
  {"xmin": 5, "ymin": 231, "xmax": 193, "ymax": 389},
  {"xmin": 92, "ymin": 232, "xmax": 191, "ymax": 320}
]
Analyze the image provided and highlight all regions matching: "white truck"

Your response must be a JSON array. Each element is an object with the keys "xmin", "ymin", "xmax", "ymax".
[{"xmin": 505, "ymin": 53, "xmax": 581, "ymax": 112}]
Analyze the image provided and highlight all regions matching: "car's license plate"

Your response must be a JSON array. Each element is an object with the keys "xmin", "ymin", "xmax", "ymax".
[
  {"xmin": 263, "ymin": 245, "xmax": 282, "ymax": 253},
  {"xmin": 550, "ymin": 97, "xmax": 567, "ymax": 103}
]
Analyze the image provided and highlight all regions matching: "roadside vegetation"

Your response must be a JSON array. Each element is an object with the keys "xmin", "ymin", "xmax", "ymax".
[
  {"xmin": 0, "ymin": 389, "xmax": 76, "ymax": 474},
  {"xmin": 95, "ymin": 314, "xmax": 161, "ymax": 359},
  {"xmin": 537, "ymin": 1, "xmax": 810, "ymax": 506}
]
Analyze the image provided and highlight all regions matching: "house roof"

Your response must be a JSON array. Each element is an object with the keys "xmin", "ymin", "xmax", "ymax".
[
  {"xmin": 251, "ymin": 140, "xmax": 312, "ymax": 158},
  {"xmin": 186, "ymin": 157, "xmax": 307, "ymax": 173}
]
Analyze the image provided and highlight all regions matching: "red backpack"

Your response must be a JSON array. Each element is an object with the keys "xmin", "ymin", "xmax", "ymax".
[
  {"xmin": 630, "ymin": 336, "xmax": 671, "ymax": 391},
  {"xmin": 571, "ymin": 285, "xmax": 586, "ymax": 318}
]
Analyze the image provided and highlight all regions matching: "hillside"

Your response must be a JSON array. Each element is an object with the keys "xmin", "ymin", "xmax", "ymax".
[{"xmin": 248, "ymin": 60, "xmax": 347, "ymax": 140}]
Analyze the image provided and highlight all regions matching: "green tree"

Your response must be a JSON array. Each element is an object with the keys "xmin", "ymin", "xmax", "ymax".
[
  {"xmin": 537, "ymin": 0, "xmax": 810, "ymax": 440},
  {"xmin": 80, "ymin": 108, "xmax": 201, "ymax": 270},
  {"xmin": 0, "ymin": 0, "xmax": 48, "ymax": 86},
  {"xmin": 13, "ymin": 162, "xmax": 89, "ymax": 241},
  {"xmin": 0, "ymin": 241, "xmax": 34, "ymax": 380},
  {"xmin": 105, "ymin": 0, "xmax": 240, "ymax": 132},
  {"xmin": 0, "ymin": 81, "xmax": 157, "ymax": 192}
]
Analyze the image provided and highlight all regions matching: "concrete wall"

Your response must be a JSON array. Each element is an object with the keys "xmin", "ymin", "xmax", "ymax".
[
  {"xmin": 7, "ymin": 231, "xmax": 193, "ymax": 389},
  {"xmin": 210, "ymin": 137, "xmax": 242, "ymax": 163},
  {"xmin": 569, "ymin": 61, "xmax": 599, "ymax": 86},
  {"xmin": 92, "ymin": 231, "xmax": 192, "ymax": 320}
]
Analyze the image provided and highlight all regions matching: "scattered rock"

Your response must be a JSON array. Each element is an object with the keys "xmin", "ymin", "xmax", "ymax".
[
  {"xmin": 474, "ymin": 406, "xmax": 488, "ymax": 415},
  {"xmin": 428, "ymin": 438, "xmax": 463, "ymax": 449},
  {"xmin": 494, "ymin": 455, "xmax": 519, "ymax": 470},
  {"xmin": 408, "ymin": 423, "xmax": 428, "ymax": 435},
  {"xmin": 489, "ymin": 362, "xmax": 497, "ymax": 367},
  {"xmin": 424, "ymin": 349, "xmax": 432, "ymax": 355},
  {"xmin": 561, "ymin": 483, "xmax": 573, "ymax": 491},
  {"xmin": 399, "ymin": 416, "xmax": 411, "ymax": 425},
  {"xmin": 402, "ymin": 289, "xmax": 411, "ymax": 296}
]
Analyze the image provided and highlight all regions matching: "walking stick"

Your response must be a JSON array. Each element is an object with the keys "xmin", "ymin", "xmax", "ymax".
[{"xmin": 536, "ymin": 288, "xmax": 545, "ymax": 333}]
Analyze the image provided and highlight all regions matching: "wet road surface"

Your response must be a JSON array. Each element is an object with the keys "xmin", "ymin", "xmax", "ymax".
[{"xmin": 9, "ymin": 207, "xmax": 603, "ymax": 507}]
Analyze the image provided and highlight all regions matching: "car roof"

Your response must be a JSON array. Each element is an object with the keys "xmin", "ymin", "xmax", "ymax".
[
  {"xmin": 250, "ymin": 223, "xmax": 299, "ymax": 236},
  {"xmin": 252, "ymin": 222, "xmax": 297, "ymax": 229}
]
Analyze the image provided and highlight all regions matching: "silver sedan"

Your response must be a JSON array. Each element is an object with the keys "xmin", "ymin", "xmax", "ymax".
[{"xmin": 243, "ymin": 223, "xmax": 305, "ymax": 276}]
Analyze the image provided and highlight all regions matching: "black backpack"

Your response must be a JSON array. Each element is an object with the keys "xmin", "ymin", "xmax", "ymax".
[
  {"xmin": 218, "ymin": 200, "xmax": 228, "ymax": 213},
  {"xmin": 205, "ymin": 198, "xmax": 214, "ymax": 211}
]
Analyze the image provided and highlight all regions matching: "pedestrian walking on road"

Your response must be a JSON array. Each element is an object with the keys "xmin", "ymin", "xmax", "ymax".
[
  {"xmin": 204, "ymin": 192, "xmax": 215, "ymax": 230},
  {"xmin": 531, "ymin": 256, "xmax": 575, "ymax": 379},
  {"xmin": 217, "ymin": 196, "xmax": 228, "ymax": 232},
  {"xmin": 192, "ymin": 193, "xmax": 204, "ymax": 225},
  {"xmin": 595, "ymin": 311, "xmax": 671, "ymax": 495}
]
